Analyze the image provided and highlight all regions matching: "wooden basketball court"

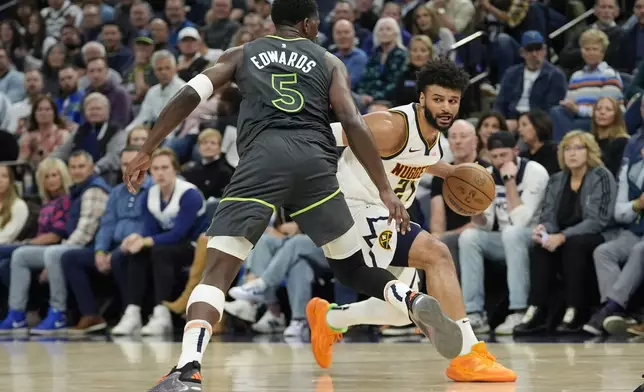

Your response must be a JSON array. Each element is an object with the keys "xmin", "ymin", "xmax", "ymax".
[{"xmin": 0, "ymin": 337, "xmax": 642, "ymax": 391}]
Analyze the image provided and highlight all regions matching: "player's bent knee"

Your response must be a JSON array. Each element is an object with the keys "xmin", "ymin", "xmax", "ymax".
[
  {"xmin": 187, "ymin": 284, "xmax": 225, "ymax": 322},
  {"xmin": 322, "ymin": 225, "xmax": 361, "ymax": 259},
  {"xmin": 433, "ymin": 240, "xmax": 454, "ymax": 266},
  {"xmin": 413, "ymin": 235, "xmax": 452, "ymax": 270},
  {"xmin": 207, "ymin": 236, "xmax": 254, "ymax": 260}
]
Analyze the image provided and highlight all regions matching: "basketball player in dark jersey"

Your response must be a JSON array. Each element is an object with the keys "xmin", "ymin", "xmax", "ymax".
[{"xmin": 123, "ymin": 0, "xmax": 464, "ymax": 390}]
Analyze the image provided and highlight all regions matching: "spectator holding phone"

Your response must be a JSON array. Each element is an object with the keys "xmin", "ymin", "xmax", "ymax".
[{"xmin": 514, "ymin": 131, "xmax": 617, "ymax": 335}]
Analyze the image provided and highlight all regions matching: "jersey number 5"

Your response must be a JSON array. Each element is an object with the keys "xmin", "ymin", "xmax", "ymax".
[
  {"xmin": 393, "ymin": 179, "xmax": 417, "ymax": 202},
  {"xmin": 271, "ymin": 73, "xmax": 304, "ymax": 113}
]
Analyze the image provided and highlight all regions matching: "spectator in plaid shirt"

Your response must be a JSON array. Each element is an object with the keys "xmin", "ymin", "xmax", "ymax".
[
  {"xmin": 61, "ymin": 146, "xmax": 151, "ymax": 334},
  {"xmin": 0, "ymin": 151, "xmax": 110, "ymax": 335}
]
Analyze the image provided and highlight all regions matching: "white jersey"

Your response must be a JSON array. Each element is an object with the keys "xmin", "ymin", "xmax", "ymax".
[{"xmin": 337, "ymin": 103, "xmax": 444, "ymax": 209}]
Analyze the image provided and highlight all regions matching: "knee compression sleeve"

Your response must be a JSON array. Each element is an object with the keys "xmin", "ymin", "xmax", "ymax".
[
  {"xmin": 327, "ymin": 251, "xmax": 399, "ymax": 301},
  {"xmin": 207, "ymin": 236, "xmax": 253, "ymax": 260}
]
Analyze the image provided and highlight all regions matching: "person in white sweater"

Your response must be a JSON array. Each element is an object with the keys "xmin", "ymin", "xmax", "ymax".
[
  {"xmin": 0, "ymin": 165, "xmax": 29, "ymax": 244},
  {"xmin": 458, "ymin": 132, "xmax": 549, "ymax": 335}
]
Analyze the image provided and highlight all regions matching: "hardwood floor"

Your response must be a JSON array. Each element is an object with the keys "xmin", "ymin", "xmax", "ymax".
[{"xmin": 0, "ymin": 337, "xmax": 641, "ymax": 391}]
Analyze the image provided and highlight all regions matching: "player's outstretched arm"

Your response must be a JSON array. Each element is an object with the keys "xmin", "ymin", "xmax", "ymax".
[
  {"xmin": 123, "ymin": 47, "xmax": 243, "ymax": 193},
  {"xmin": 326, "ymin": 54, "xmax": 410, "ymax": 232}
]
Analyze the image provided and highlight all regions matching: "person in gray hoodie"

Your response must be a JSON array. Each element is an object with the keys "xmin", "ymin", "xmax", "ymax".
[{"xmin": 514, "ymin": 131, "xmax": 617, "ymax": 335}]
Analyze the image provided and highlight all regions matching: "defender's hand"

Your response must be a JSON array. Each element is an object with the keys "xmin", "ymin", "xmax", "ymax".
[
  {"xmin": 123, "ymin": 152, "xmax": 151, "ymax": 194},
  {"xmin": 380, "ymin": 189, "xmax": 411, "ymax": 234}
]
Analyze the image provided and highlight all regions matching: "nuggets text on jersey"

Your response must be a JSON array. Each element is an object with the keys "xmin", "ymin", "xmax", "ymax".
[{"xmin": 390, "ymin": 163, "xmax": 432, "ymax": 180}]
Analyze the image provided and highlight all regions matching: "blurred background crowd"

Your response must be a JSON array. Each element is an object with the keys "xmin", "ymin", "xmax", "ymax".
[{"xmin": 1, "ymin": 0, "xmax": 644, "ymax": 342}]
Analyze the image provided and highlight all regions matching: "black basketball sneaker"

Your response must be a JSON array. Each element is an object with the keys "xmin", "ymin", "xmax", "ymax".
[
  {"xmin": 149, "ymin": 361, "xmax": 202, "ymax": 391},
  {"xmin": 405, "ymin": 292, "xmax": 463, "ymax": 359}
]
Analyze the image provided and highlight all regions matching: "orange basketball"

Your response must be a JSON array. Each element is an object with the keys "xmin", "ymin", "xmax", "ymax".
[{"xmin": 442, "ymin": 163, "xmax": 495, "ymax": 216}]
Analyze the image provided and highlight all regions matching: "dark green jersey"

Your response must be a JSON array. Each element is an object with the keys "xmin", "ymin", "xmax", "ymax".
[{"xmin": 234, "ymin": 35, "xmax": 333, "ymax": 152}]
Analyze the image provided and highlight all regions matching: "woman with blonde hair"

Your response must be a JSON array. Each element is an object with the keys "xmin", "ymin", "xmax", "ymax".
[
  {"xmin": 0, "ymin": 158, "xmax": 71, "ymax": 301},
  {"xmin": 412, "ymin": 4, "xmax": 455, "ymax": 60},
  {"xmin": 390, "ymin": 35, "xmax": 433, "ymax": 106},
  {"xmin": 591, "ymin": 96, "xmax": 629, "ymax": 177},
  {"xmin": 19, "ymin": 158, "xmax": 72, "ymax": 246},
  {"xmin": 514, "ymin": 131, "xmax": 617, "ymax": 336},
  {"xmin": 355, "ymin": 17, "xmax": 408, "ymax": 105},
  {"xmin": 550, "ymin": 29, "xmax": 623, "ymax": 141}
]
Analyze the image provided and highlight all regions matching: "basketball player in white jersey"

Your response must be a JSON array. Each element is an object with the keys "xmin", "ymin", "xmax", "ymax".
[{"xmin": 307, "ymin": 59, "xmax": 517, "ymax": 382}]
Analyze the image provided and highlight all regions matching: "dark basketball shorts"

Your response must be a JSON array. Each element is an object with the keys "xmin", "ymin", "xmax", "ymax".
[{"xmin": 206, "ymin": 130, "xmax": 354, "ymax": 247}]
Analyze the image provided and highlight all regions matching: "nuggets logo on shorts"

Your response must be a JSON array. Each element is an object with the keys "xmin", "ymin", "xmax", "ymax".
[{"xmin": 378, "ymin": 230, "xmax": 393, "ymax": 250}]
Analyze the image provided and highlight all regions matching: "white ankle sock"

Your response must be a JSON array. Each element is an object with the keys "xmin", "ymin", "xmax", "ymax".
[
  {"xmin": 383, "ymin": 281, "xmax": 413, "ymax": 315},
  {"xmin": 457, "ymin": 317, "xmax": 480, "ymax": 356},
  {"xmin": 177, "ymin": 320, "xmax": 213, "ymax": 368},
  {"xmin": 326, "ymin": 298, "xmax": 412, "ymax": 331}
]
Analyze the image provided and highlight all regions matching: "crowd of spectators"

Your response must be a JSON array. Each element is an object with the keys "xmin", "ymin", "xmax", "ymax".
[{"xmin": 1, "ymin": 0, "xmax": 644, "ymax": 340}]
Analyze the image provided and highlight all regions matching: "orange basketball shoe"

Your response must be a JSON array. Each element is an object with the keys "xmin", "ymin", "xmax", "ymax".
[
  {"xmin": 306, "ymin": 297, "xmax": 346, "ymax": 369},
  {"xmin": 446, "ymin": 342, "xmax": 517, "ymax": 382}
]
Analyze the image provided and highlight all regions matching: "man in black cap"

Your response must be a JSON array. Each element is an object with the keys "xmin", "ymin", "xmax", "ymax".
[{"xmin": 458, "ymin": 131, "xmax": 550, "ymax": 335}]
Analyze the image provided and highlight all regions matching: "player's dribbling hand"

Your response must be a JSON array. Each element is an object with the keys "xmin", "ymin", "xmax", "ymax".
[
  {"xmin": 123, "ymin": 152, "xmax": 151, "ymax": 194},
  {"xmin": 380, "ymin": 189, "xmax": 411, "ymax": 234}
]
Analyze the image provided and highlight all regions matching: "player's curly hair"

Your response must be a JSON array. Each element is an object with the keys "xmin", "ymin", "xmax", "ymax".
[
  {"xmin": 271, "ymin": 0, "xmax": 318, "ymax": 27},
  {"xmin": 416, "ymin": 58, "xmax": 470, "ymax": 95}
]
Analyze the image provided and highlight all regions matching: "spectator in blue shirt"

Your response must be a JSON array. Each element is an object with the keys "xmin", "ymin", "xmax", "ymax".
[
  {"xmin": 0, "ymin": 48, "xmax": 25, "ymax": 103},
  {"xmin": 56, "ymin": 65, "xmax": 85, "ymax": 127},
  {"xmin": 60, "ymin": 146, "xmax": 151, "ymax": 334},
  {"xmin": 112, "ymin": 147, "xmax": 208, "ymax": 336},
  {"xmin": 102, "ymin": 22, "xmax": 134, "ymax": 75},
  {"xmin": 165, "ymin": 0, "xmax": 197, "ymax": 47},
  {"xmin": 494, "ymin": 31, "xmax": 567, "ymax": 132},
  {"xmin": 332, "ymin": 20, "xmax": 368, "ymax": 89}
]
